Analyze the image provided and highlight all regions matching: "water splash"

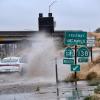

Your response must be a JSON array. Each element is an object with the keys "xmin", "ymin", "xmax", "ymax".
[{"xmin": 22, "ymin": 33, "xmax": 57, "ymax": 82}]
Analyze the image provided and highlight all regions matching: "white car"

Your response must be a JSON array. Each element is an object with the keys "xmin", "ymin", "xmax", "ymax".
[{"xmin": 0, "ymin": 57, "xmax": 25, "ymax": 73}]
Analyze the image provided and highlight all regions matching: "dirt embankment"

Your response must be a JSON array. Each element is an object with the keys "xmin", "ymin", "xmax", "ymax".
[{"xmin": 77, "ymin": 56, "xmax": 100, "ymax": 80}]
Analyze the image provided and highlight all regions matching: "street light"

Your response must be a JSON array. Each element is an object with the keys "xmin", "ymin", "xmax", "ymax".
[{"xmin": 49, "ymin": 0, "xmax": 57, "ymax": 13}]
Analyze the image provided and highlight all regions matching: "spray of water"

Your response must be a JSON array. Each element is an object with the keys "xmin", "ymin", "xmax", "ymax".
[
  {"xmin": 0, "ymin": 32, "xmax": 70, "ymax": 84},
  {"xmin": 21, "ymin": 33, "xmax": 57, "ymax": 82}
]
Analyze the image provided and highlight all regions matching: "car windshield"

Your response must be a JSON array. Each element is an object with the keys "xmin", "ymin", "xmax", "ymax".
[{"xmin": 2, "ymin": 58, "xmax": 18, "ymax": 63}]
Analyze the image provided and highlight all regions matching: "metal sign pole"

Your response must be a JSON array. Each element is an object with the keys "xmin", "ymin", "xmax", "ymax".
[
  {"xmin": 90, "ymin": 47, "xmax": 93, "ymax": 62},
  {"xmin": 75, "ymin": 45, "xmax": 77, "ymax": 90},
  {"xmin": 55, "ymin": 58, "xmax": 59, "ymax": 97}
]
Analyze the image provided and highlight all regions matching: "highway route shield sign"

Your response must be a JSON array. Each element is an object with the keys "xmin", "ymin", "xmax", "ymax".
[
  {"xmin": 77, "ymin": 47, "xmax": 89, "ymax": 57},
  {"xmin": 64, "ymin": 47, "xmax": 74, "ymax": 58}
]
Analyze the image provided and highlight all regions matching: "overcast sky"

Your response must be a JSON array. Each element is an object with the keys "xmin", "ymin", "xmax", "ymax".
[{"xmin": 0, "ymin": 0, "xmax": 100, "ymax": 31}]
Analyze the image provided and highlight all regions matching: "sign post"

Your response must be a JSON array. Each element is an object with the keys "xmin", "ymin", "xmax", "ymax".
[
  {"xmin": 75, "ymin": 45, "xmax": 77, "ymax": 90},
  {"xmin": 90, "ymin": 47, "xmax": 93, "ymax": 62},
  {"xmin": 55, "ymin": 58, "xmax": 59, "ymax": 97}
]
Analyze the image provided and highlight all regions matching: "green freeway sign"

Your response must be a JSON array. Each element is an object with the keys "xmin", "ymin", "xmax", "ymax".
[
  {"xmin": 64, "ymin": 31, "xmax": 87, "ymax": 45},
  {"xmin": 77, "ymin": 47, "xmax": 89, "ymax": 57},
  {"xmin": 71, "ymin": 65, "xmax": 80, "ymax": 72},
  {"xmin": 63, "ymin": 59, "xmax": 74, "ymax": 64},
  {"xmin": 64, "ymin": 47, "xmax": 74, "ymax": 58},
  {"xmin": 78, "ymin": 57, "xmax": 88, "ymax": 63}
]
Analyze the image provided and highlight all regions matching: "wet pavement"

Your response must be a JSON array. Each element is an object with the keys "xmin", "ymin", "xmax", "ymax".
[
  {"xmin": 0, "ymin": 81, "xmax": 96, "ymax": 100},
  {"xmin": 0, "ymin": 49, "xmax": 99, "ymax": 100}
]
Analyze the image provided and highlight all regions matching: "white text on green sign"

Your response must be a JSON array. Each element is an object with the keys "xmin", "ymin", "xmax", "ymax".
[
  {"xmin": 63, "ymin": 59, "xmax": 74, "ymax": 64},
  {"xmin": 64, "ymin": 47, "xmax": 74, "ymax": 58},
  {"xmin": 77, "ymin": 47, "xmax": 89, "ymax": 57},
  {"xmin": 78, "ymin": 57, "xmax": 88, "ymax": 63},
  {"xmin": 64, "ymin": 31, "xmax": 87, "ymax": 45}
]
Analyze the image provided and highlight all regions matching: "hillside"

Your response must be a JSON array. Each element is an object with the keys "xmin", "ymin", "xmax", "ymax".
[{"xmin": 78, "ymin": 56, "xmax": 100, "ymax": 79}]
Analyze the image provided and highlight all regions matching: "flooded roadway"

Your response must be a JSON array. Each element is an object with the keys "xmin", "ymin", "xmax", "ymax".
[
  {"xmin": 0, "ymin": 80, "xmax": 96, "ymax": 100},
  {"xmin": 0, "ymin": 49, "xmax": 99, "ymax": 100}
]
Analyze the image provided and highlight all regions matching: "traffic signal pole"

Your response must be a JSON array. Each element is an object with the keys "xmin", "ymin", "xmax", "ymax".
[{"xmin": 75, "ymin": 45, "xmax": 77, "ymax": 90}]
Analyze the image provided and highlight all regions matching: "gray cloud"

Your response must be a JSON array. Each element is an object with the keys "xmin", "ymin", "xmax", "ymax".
[{"xmin": 0, "ymin": 0, "xmax": 100, "ymax": 31}]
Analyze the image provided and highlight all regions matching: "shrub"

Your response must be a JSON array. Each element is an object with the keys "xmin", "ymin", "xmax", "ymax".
[
  {"xmin": 36, "ymin": 86, "xmax": 40, "ymax": 91},
  {"xmin": 94, "ymin": 85, "xmax": 100, "ymax": 94},
  {"xmin": 88, "ymin": 79, "xmax": 100, "ymax": 86},
  {"xmin": 86, "ymin": 72, "xmax": 97, "ymax": 80},
  {"xmin": 64, "ymin": 73, "xmax": 79, "ymax": 83},
  {"xmin": 84, "ymin": 95, "xmax": 100, "ymax": 100}
]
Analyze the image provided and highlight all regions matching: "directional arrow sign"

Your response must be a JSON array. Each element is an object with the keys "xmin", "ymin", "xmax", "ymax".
[{"xmin": 71, "ymin": 65, "xmax": 80, "ymax": 72}]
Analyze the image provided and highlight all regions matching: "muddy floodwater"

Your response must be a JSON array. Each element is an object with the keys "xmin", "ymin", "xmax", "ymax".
[
  {"xmin": 0, "ymin": 80, "xmax": 96, "ymax": 100},
  {"xmin": 0, "ymin": 71, "xmax": 96, "ymax": 100},
  {"xmin": 0, "ymin": 50, "xmax": 99, "ymax": 100},
  {"xmin": 0, "ymin": 34, "xmax": 99, "ymax": 100}
]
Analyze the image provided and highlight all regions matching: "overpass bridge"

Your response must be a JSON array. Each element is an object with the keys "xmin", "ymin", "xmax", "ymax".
[
  {"xmin": 0, "ymin": 31, "xmax": 37, "ymax": 44},
  {"xmin": 0, "ymin": 31, "xmax": 64, "ymax": 58},
  {"xmin": 0, "ymin": 31, "xmax": 65, "ymax": 43},
  {"xmin": 0, "ymin": 30, "xmax": 86, "ymax": 58}
]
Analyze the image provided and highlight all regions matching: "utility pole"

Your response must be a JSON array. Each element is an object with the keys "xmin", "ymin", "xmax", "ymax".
[{"xmin": 49, "ymin": 0, "xmax": 57, "ymax": 13}]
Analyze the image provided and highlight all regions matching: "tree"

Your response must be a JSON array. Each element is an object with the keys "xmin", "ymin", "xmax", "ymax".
[{"xmin": 95, "ymin": 28, "xmax": 100, "ymax": 33}]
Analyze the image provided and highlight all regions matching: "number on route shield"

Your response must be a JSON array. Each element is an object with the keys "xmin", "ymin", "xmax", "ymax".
[
  {"xmin": 64, "ymin": 47, "xmax": 74, "ymax": 58},
  {"xmin": 77, "ymin": 47, "xmax": 89, "ymax": 57}
]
